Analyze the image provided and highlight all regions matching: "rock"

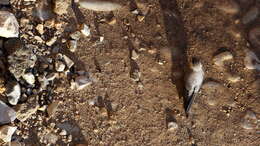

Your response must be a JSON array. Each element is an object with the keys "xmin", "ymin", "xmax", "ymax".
[
  {"xmin": 43, "ymin": 133, "xmax": 58, "ymax": 144},
  {"xmin": 32, "ymin": 0, "xmax": 55, "ymax": 21},
  {"xmin": 68, "ymin": 40, "xmax": 77, "ymax": 52},
  {"xmin": 80, "ymin": 24, "xmax": 91, "ymax": 37},
  {"xmin": 22, "ymin": 73, "xmax": 35, "ymax": 85},
  {"xmin": 36, "ymin": 24, "xmax": 44, "ymax": 35},
  {"xmin": 241, "ymin": 110, "xmax": 257, "ymax": 130},
  {"xmin": 0, "ymin": 100, "xmax": 16, "ymax": 125},
  {"xmin": 227, "ymin": 74, "xmax": 241, "ymax": 83},
  {"xmin": 55, "ymin": 60, "xmax": 66, "ymax": 72},
  {"xmin": 54, "ymin": 0, "xmax": 70, "ymax": 15},
  {"xmin": 8, "ymin": 47, "xmax": 37, "ymax": 80},
  {"xmin": 242, "ymin": 6, "xmax": 259, "ymax": 24},
  {"xmin": 107, "ymin": 17, "xmax": 116, "ymax": 25},
  {"xmin": 4, "ymin": 38, "xmax": 23, "ymax": 55},
  {"xmin": 167, "ymin": 121, "xmax": 178, "ymax": 131},
  {"xmin": 0, "ymin": 125, "xmax": 17, "ymax": 142},
  {"xmin": 0, "ymin": 11, "xmax": 19, "ymax": 38},
  {"xmin": 71, "ymin": 71, "xmax": 92, "ymax": 90},
  {"xmin": 215, "ymin": 0, "xmax": 240, "ymax": 14},
  {"xmin": 213, "ymin": 51, "xmax": 233, "ymax": 67},
  {"xmin": 15, "ymin": 96, "xmax": 39, "ymax": 122},
  {"xmin": 70, "ymin": 31, "xmax": 81, "ymax": 40},
  {"xmin": 244, "ymin": 50, "xmax": 260, "ymax": 70},
  {"xmin": 137, "ymin": 15, "xmax": 145, "ymax": 22},
  {"xmin": 78, "ymin": 0, "xmax": 122, "ymax": 11},
  {"xmin": 47, "ymin": 101, "xmax": 60, "ymax": 117},
  {"xmin": 6, "ymin": 81, "xmax": 21, "ymax": 105},
  {"xmin": 131, "ymin": 49, "xmax": 139, "ymax": 60},
  {"xmin": 59, "ymin": 129, "xmax": 67, "ymax": 136},
  {"xmin": 46, "ymin": 36, "xmax": 57, "ymax": 46},
  {"xmin": 62, "ymin": 55, "xmax": 74, "ymax": 69}
]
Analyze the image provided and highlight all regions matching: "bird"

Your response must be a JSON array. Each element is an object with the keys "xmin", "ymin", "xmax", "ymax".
[{"xmin": 184, "ymin": 57, "xmax": 204, "ymax": 116}]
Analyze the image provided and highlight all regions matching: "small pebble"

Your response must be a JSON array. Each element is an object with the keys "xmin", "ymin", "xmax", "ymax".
[
  {"xmin": 80, "ymin": 24, "xmax": 91, "ymax": 37},
  {"xmin": 213, "ymin": 51, "xmax": 233, "ymax": 67},
  {"xmin": 55, "ymin": 61, "xmax": 66, "ymax": 72},
  {"xmin": 47, "ymin": 101, "xmax": 60, "ymax": 117},
  {"xmin": 244, "ymin": 50, "xmax": 260, "ymax": 70},
  {"xmin": 167, "ymin": 122, "xmax": 178, "ymax": 131},
  {"xmin": 68, "ymin": 40, "xmax": 77, "ymax": 52},
  {"xmin": 79, "ymin": 0, "xmax": 122, "ymax": 11},
  {"xmin": 131, "ymin": 50, "xmax": 139, "ymax": 60},
  {"xmin": 0, "ymin": 125, "xmax": 17, "ymax": 142}
]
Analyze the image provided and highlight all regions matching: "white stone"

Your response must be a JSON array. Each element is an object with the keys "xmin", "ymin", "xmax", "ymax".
[
  {"xmin": 213, "ymin": 51, "xmax": 233, "ymax": 67},
  {"xmin": 55, "ymin": 60, "xmax": 66, "ymax": 72},
  {"xmin": 0, "ymin": 11, "xmax": 19, "ymax": 38},
  {"xmin": 22, "ymin": 73, "xmax": 35, "ymax": 85},
  {"xmin": 62, "ymin": 55, "xmax": 74, "ymax": 69},
  {"xmin": 71, "ymin": 75, "xmax": 92, "ymax": 90},
  {"xmin": 80, "ymin": 24, "xmax": 90, "ymax": 37},
  {"xmin": 6, "ymin": 82, "xmax": 21, "ymax": 105},
  {"xmin": 79, "ymin": 0, "xmax": 122, "ymax": 11},
  {"xmin": 0, "ymin": 100, "xmax": 16, "ymax": 125},
  {"xmin": 0, "ymin": 125, "xmax": 17, "ymax": 142},
  {"xmin": 244, "ymin": 50, "xmax": 260, "ymax": 70},
  {"xmin": 168, "ymin": 122, "xmax": 178, "ymax": 131}
]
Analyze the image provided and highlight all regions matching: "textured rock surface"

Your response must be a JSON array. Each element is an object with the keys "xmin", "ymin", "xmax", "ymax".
[
  {"xmin": 0, "ymin": 100, "xmax": 16, "ymax": 125},
  {"xmin": 0, "ymin": 11, "xmax": 19, "ymax": 38},
  {"xmin": 0, "ymin": 125, "xmax": 17, "ymax": 142},
  {"xmin": 8, "ymin": 47, "xmax": 37, "ymax": 79}
]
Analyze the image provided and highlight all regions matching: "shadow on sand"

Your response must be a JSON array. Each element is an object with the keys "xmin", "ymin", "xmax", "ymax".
[{"xmin": 159, "ymin": 0, "xmax": 188, "ymax": 100}]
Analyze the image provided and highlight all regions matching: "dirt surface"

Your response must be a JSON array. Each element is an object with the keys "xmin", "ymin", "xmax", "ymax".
[{"xmin": 1, "ymin": 0, "xmax": 260, "ymax": 146}]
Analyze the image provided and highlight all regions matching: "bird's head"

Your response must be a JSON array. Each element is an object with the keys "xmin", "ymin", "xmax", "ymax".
[{"xmin": 191, "ymin": 57, "xmax": 203, "ymax": 71}]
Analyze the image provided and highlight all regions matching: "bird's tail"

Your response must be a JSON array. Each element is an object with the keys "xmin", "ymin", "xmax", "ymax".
[{"xmin": 184, "ymin": 89, "xmax": 196, "ymax": 117}]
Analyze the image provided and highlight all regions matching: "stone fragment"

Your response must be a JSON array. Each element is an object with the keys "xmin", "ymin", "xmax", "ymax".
[
  {"xmin": 0, "ymin": 100, "xmax": 16, "ymax": 125},
  {"xmin": 36, "ymin": 24, "xmax": 44, "ymax": 35},
  {"xmin": 68, "ymin": 40, "xmax": 77, "ymax": 52},
  {"xmin": 54, "ymin": 0, "xmax": 70, "ymax": 15},
  {"xmin": 71, "ymin": 71, "xmax": 92, "ymax": 90},
  {"xmin": 46, "ymin": 36, "xmax": 57, "ymax": 46},
  {"xmin": 55, "ymin": 60, "xmax": 66, "ymax": 72},
  {"xmin": 0, "ymin": 125, "xmax": 17, "ymax": 142},
  {"xmin": 6, "ymin": 81, "xmax": 21, "ymax": 105},
  {"xmin": 79, "ymin": 0, "xmax": 122, "ymax": 11},
  {"xmin": 15, "ymin": 96, "xmax": 39, "ymax": 122},
  {"xmin": 227, "ymin": 74, "xmax": 241, "ymax": 83},
  {"xmin": 22, "ymin": 73, "xmax": 35, "ymax": 85},
  {"xmin": 131, "ymin": 49, "xmax": 139, "ymax": 60},
  {"xmin": 62, "ymin": 55, "xmax": 74, "ymax": 69},
  {"xmin": 47, "ymin": 101, "xmax": 60, "ymax": 117},
  {"xmin": 167, "ymin": 122, "xmax": 178, "ymax": 131},
  {"xmin": 8, "ymin": 47, "xmax": 37, "ymax": 79},
  {"xmin": 213, "ymin": 51, "xmax": 233, "ymax": 67},
  {"xmin": 0, "ymin": 11, "xmax": 19, "ymax": 38},
  {"xmin": 80, "ymin": 24, "xmax": 90, "ymax": 37},
  {"xmin": 244, "ymin": 50, "xmax": 260, "ymax": 70},
  {"xmin": 241, "ymin": 110, "xmax": 258, "ymax": 130},
  {"xmin": 70, "ymin": 31, "xmax": 81, "ymax": 40}
]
